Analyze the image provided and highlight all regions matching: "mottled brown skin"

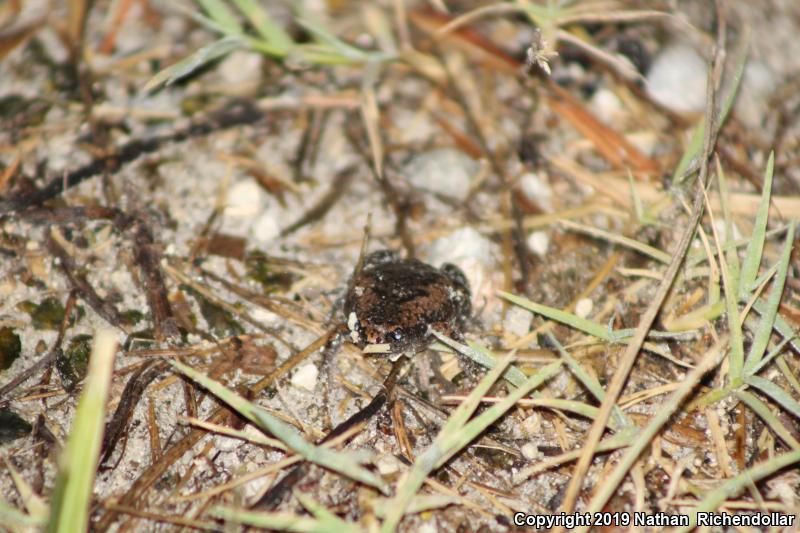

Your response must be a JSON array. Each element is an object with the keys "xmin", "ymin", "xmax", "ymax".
[{"xmin": 344, "ymin": 250, "xmax": 471, "ymax": 355}]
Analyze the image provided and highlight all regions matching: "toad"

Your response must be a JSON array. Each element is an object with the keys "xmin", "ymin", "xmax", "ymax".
[{"xmin": 344, "ymin": 250, "xmax": 471, "ymax": 356}]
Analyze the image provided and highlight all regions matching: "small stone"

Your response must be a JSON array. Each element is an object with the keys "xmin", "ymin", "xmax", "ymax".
[
  {"xmin": 405, "ymin": 148, "xmax": 477, "ymax": 201},
  {"xmin": 575, "ymin": 298, "xmax": 593, "ymax": 319},
  {"xmin": 527, "ymin": 230, "xmax": 549, "ymax": 256},
  {"xmin": 252, "ymin": 210, "xmax": 281, "ymax": 243},
  {"xmin": 646, "ymin": 43, "xmax": 707, "ymax": 114},
  {"xmin": 521, "ymin": 442, "xmax": 539, "ymax": 460},
  {"xmin": 218, "ymin": 50, "xmax": 263, "ymax": 88},
  {"xmin": 590, "ymin": 87, "xmax": 624, "ymax": 125},
  {"xmin": 427, "ymin": 227, "xmax": 493, "ymax": 308},
  {"xmin": 517, "ymin": 172, "xmax": 553, "ymax": 211},
  {"xmin": 522, "ymin": 412, "xmax": 541, "ymax": 435},
  {"xmin": 215, "ymin": 435, "xmax": 242, "ymax": 452},
  {"xmin": 376, "ymin": 454, "xmax": 401, "ymax": 475},
  {"xmin": 503, "ymin": 306, "xmax": 532, "ymax": 338},
  {"xmin": 291, "ymin": 363, "xmax": 319, "ymax": 391},
  {"xmin": 735, "ymin": 61, "xmax": 776, "ymax": 128},
  {"xmin": 226, "ymin": 180, "xmax": 264, "ymax": 219}
]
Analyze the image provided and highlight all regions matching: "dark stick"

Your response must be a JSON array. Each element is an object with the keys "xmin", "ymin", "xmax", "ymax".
[
  {"xmin": 100, "ymin": 360, "xmax": 169, "ymax": 466},
  {"xmin": 0, "ymin": 101, "xmax": 263, "ymax": 214},
  {"xmin": 47, "ymin": 231, "xmax": 129, "ymax": 331},
  {"xmin": 125, "ymin": 217, "xmax": 180, "ymax": 342}
]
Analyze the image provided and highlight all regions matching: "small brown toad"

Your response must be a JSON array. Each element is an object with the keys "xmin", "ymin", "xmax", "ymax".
[{"xmin": 344, "ymin": 250, "xmax": 471, "ymax": 356}]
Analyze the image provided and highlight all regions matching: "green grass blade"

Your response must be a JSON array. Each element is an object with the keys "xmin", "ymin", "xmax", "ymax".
[
  {"xmin": 545, "ymin": 331, "xmax": 629, "ymax": 429},
  {"xmin": 296, "ymin": 18, "xmax": 371, "ymax": 61},
  {"xmin": 739, "ymin": 152, "xmax": 775, "ymax": 297},
  {"xmin": 195, "ymin": 0, "xmax": 243, "ymax": 35},
  {"xmin": 748, "ymin": 335, "xmax": 796, "ymax": 377},
  {"xmin": 735, "ymin": 389, "xmax": 800, "ymax": 449},
  {"xmin": 168, "ymin": 359, "xmax": 388, "ymax": 493},
  {"xmin": 47, "ymin": 330, "xmax": 118, "ymax": 533},
  {"xmin": 672, "ymin": 448, "xmax": 800, "ymax": 532},
  {"xmin": 143, "ymin": 36, "xmax": 243, "ymax": 92},
  {"xmin": 230, "ymin": 0, "xmax": 293, "ymax": 52},
  {"xmin": 777, "ymin": 355, "xmax": 800, "ymax": 397},
  {"xmin": 672, "ymin": 118, "xmax": 706, "ymax": 184},
  {"xmin": 717, "ymin": 227, "xmax": 745, "ymax": 380},
  {"xmin": 716, "ymin": 32, "xmax": 749, "ymax": 129},
  {"xmin": 432, "ymin": 331, "xmax": 529, "ymax": 388},
  {"xmin": 381, "ymin": 352, "xmax": 516, "ymax": 533},
  {"xmin": 744, "ymin": 222, "xmax": 795, "ymax": 374},
  {"xmin": 499, "ymin": 291, "xmax": 613, "ymax": 341},
  {"xmin": 745, "ymin": 376, "xmax": 800, "ymax": 420},
  {"xmin": 717, "ymin": 160, "xmax": 741, "ymax": 289}
]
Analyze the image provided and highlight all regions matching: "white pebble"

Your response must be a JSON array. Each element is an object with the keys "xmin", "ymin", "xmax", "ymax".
[
  {"xmin": 427, "ymin": 227, "xmax": 493, "ymax": 307},
  {"xmin": 712, "ymin": 219, "xmax": 741, "ymax": 243},
  {"xmin": 646, "ymin": 43, "xmax": 707, "ymax": 113},
  {"xmin": 527, "ymin": 230, "xmax": 549, "ymax": 256},
  {"xmin": 504, "ymin": 306, "xmax": 532, "ymax": 337},
  {"xmin": 518, "ymin": 172, "xmax": 553, "ymax": 211},
  {"xmin": 376, "ymin": 454, "xmax": 402, "ymax": 475},
  {"xmin": 417, "ymin": 522, "xmax": 437, "ymax": 533},
  {"xmin": 522, "ymin": 412, "xmax": 542, "ymax": 435},
  {"xmin": 735, "ymin": 61, "xmax": 776, "ymax": 128},
  {"xmin": 291, "ymin": 363, "xmax": 319, "ymax": 391},
  {"xmin": 590, "ymin": 87, "xmax": 624, "ymax": 125},
  {"xmin": 226, "ymin": 180, "xmax": 264, "ymax": 218},
  {"xmin": 575, "ymin": 298, "xmax": 593, "ymax": 319},
  {"xmin": 214, "ymin": 435, "xmax": 242, "ymax": 452},
  {"xmin": 427, "ymin": 227, "xmax": 492, "ymax": 268},
  {"xmin": 521, "ymin": 442, "xmax": 539, "ymax": 460},
  {"xmin": 252, "ymin": 210, "xmax": 281, "ymax": 243},
  {"xmin": 218, "ymin": 50, "xmax": 263, "ymax": 87},
  {"xmin": 405, "ymin": 148, "xmax": 477, "ymax": 201},
  {"xmin": 250, "ymin": 307, "xmax": 279, "ymax": 324}
]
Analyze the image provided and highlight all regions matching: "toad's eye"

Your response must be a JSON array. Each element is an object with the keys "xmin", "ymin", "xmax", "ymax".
[{"xmin": 392, "ymin": 330, "xmax": 403, "ymax": 341}]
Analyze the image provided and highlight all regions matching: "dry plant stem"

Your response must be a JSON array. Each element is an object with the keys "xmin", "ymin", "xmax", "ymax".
[{"xmin": 558, "ymin": 33, "xmax": 725, "ymax": 518}]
